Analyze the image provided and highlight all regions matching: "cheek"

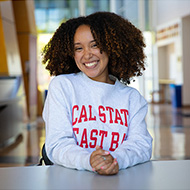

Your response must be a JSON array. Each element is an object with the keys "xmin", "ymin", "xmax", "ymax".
[
  {"xmin": 74, "ymin": 54, "xmax": 80, "ymax": 64},
  {"xmin": 100, "ymin": 53, "xmax": 109, "ymax": 64}
]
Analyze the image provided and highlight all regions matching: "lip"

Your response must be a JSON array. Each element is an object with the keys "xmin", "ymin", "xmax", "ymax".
[{"xmin": 83, "ymin": 60, "xmax": 99, "ymax": 69}]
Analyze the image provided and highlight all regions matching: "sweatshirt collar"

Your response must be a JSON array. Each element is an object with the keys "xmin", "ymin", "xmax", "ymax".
[{"xmin": 79, "ymin": 72, "xmax": 118, "ymax": 88}]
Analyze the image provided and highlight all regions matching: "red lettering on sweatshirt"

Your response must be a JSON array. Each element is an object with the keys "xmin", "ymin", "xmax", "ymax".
[
  {"xmin": 78, "ymin": 105, "xmax": 88, "ymax": 123},
  {"xmin": 80, "ymin": 128, "xmax": 88, "ymax": 148},
  {"xmin": 73, "ymin": 128, "xmax": 127, "ymax": 151},
  {"xmin": 120, "ymin": 109, "xmax": 129, "ymax": 127},
  {"xmin": 109, "ymin": 132, "xmax": 120, "ymax": 151},
  {"xmin": 73, "ymin": 127, "xmax": 79, "ymax": 145},
  {"xmin": 89, "ymin": 129, "xmax": 98, "ymax": 148},
  {"xmin": 89, "ymin": 105, "xmax": 96, "ymax": 121},
  {"xmin": 99, "ymin": 105, "xmax": 106, "ymax": 123},
  {"xmin": 72, "ymin": 105, "xmax": 79, "ymax": 126},
  {"xmin": 72, "ymin": 105, "xmax": 128, "ymax": 127},
  {"xmin": 99, "ymin": 130, "xmax": 108, "ymax": 149},
  {"xmin": 106, "ymin": 107, "xmax": 114, "ymax": 124},
  {"xmin": 115, "ymin": 109, "xmax": 124, "ymax": 125}
]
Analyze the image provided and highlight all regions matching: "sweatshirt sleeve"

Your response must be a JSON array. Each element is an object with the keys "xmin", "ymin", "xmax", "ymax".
[
  {"xmin": 42, "ymin": 77, "xmax": 92, "ymax": 171},
  {"xmin": 111, "ymin": 90, "xmax": 153, "ymax": 170}
]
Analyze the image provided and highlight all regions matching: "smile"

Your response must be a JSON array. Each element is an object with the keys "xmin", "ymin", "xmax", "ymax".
[{"xmin": 84, "ymin": 61, "xmax": 98, "ymax": 68}]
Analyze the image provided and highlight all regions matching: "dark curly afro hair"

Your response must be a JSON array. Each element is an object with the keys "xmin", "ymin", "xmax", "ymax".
[{"xmin": 42, "ymin": 12, "xmax": 146, "ymax": 84}]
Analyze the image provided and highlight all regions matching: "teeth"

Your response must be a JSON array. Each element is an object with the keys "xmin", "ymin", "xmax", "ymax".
[{"xmin": 85, "ymin": 61, "xmax": 97, "ymax": 67}]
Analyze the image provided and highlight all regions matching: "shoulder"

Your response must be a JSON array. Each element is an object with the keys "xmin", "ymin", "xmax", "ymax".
[
  {"xmin": 48, "ymin": 73, "xmax": 81, "ymax": 89},
  {"xmin": 117, "ymin": 81, "xmax": 147, "ymax": 104},
  {"xmin": 128, "ymin": 87, "xmax": 147, "ymax": 107},
  {"xmin": 116, "ymin": 80, "xmax": 139, "ymax": 94}
]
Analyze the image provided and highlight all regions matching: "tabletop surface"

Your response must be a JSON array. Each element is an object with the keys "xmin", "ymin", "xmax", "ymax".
[{"xmin": 0, "ymin": 160, "xmax": 190, "ymax": 190}]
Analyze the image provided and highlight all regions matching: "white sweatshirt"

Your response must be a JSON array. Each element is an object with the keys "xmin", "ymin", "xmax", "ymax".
[{"xmin": 43, "ymin": 72, "xmax": 152, "ymax": 171}]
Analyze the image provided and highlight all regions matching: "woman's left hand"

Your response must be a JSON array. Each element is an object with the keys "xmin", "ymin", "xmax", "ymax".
[{"xmin": 90, "ymin": 146, "xmax": 119, "ymax": 175}]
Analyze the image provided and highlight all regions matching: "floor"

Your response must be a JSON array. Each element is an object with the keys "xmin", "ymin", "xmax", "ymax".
[{"xmin": 0, "ymin": 103, "xmax": 190, "ymax": 167}]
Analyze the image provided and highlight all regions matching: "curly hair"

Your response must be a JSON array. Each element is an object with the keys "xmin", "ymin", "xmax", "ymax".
[{"xmin": 42, "ymin": 12, "xmax": 146, "ymax": 84}]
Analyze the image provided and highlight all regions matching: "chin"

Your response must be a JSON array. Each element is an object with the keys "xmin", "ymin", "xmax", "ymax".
[{"xmin": 84, "ymin": 71, "xmax": 98, "ymax": 78}]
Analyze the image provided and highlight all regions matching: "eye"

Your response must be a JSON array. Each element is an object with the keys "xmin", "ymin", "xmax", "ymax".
[
  {"xmin": 91, "ymin": 43, "xmax": 97, "ymax": 48},
  {"xmin": 74, "ymin": 47, "xmax": 83, "ymax": 51}
]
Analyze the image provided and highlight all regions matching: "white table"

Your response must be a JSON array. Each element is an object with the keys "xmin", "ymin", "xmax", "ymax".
[{"xmin": 0, "ymin": 160, "xmax": 190, "ymax": 190}]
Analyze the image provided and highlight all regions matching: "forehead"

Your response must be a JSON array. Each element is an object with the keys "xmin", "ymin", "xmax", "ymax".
[{"xmin": 74, "ymin": 25, "xmax": 94, "ymax": 43}]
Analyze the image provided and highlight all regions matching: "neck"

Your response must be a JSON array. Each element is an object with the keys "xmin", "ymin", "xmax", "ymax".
[{"xmin": 89, "ymin": 75, "xmax": 115, "ymax": 84}]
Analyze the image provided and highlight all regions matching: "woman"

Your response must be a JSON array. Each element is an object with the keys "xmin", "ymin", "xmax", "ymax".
[{"xmin": 42, "ymin": 12, "xmax": 152, "ymax": 175}]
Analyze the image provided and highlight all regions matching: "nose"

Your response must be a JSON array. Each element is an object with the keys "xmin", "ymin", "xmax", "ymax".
[{"xmin": 83, "ymin": 48, "xmax": 92, "ymax": 59}]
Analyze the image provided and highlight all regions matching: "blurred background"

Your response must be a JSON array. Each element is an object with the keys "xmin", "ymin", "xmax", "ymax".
[{"xmin": 0, "ymin": 0, "xmax": 190, "ymax": 167}]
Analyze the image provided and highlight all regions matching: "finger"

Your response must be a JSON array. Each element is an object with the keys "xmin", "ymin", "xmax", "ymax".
[
  {"xmin": 99, "ymin": 162, "xmax": 112, "ymax": 171},
  {"xmin": 96, "ymin": 163, "xmax": 112, "ymax": 175},
  {"xmin": 101, "ymin": 158, "xmax": 118, "ymax": 175},
  {"xmin": 95, "ymin": 157, "xmax": 116, "ymax": 174},
  {"xmin": 107, "ymin": 158, "xmax": 119, "ymax": 174},
  {"xmin": 90, "ymin": 150, "xmax": 110, "ymax": 166},
  {"xmin": 94, "ymin": 160, "xmax": 112, "ymax": 171},
  {"xmin": 95, "ymin": 149, "xmax": 110, "ymax": 156},
  {"xmin": 91, "ymin": 148, "xmax": 110, "ymax": 158},
  {"xmin": 90, "ymin": 150, "xmax": 103, "ymax": 165},
  {"xmin": 90, "ymin": 148, "xmax": 111, "ymax": 170},
  {"xmin": 95, "ymin": 145, "xmax": 101, "ymax": 150},
  {"xmin": 91, "ymin": 155, "xmax": 105, "ymax": 168},
  {"xmin": 91, "ymin": 155, "xmax": 113, "ymax": 171},
  {"xmin": 91, "ymin": 154, "xmax": 113, "ymax": 168}
]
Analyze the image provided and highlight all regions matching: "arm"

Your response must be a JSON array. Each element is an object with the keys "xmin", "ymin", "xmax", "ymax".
[
  {"xmin": 43, "ymin": 77, "xmax": 92, "ymax": 171},
  {"xmin": 111, "ymin": 92, "xmax": 153, "ymax": 170}
]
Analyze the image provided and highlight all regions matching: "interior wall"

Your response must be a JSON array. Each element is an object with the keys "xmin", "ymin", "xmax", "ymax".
[
  {"xmin": 158, "ymin": 44, "xmax": 176, "ymax": 103},
  {"xmin": 0, "ymin": 0, "xmax": 27, "ymax": 146},
  {"xmin": 167, "ymin": 44, "xmax": 176, "ymax": 80},
  {"xmin": 158, "ymin": 46, "xmax": 168, "ymax": 79},
  {"xmin": 0, "ymin": 8, "xmax": 8, "ymax": 75},
  {"xmin": 182, "ymin": 15, "xmax": 190, "ymax": 106},
  {"xmin": 154, "ymin": 0, "xmax": 190, "ymax": 27},
  {"xmin": 152, "ymin": 0, "xmax": 189, "ymax": 106},
  {"xmin": 0, "ymin": 0, "xmax": 22, "ymax": 76},
  {"xmin": 12, "ymin": 0, "xmax": 37, "ymax": 120}
]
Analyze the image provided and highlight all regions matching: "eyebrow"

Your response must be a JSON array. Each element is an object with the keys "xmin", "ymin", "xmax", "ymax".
[{"xmin": 74, "ymin": 40, "xmax": 96, "ymax": 45}]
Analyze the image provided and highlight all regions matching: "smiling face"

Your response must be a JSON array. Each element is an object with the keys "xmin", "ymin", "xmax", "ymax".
[{"xmin": 74, "ymin": 25, "xmax": 112, "ymax": 84}]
